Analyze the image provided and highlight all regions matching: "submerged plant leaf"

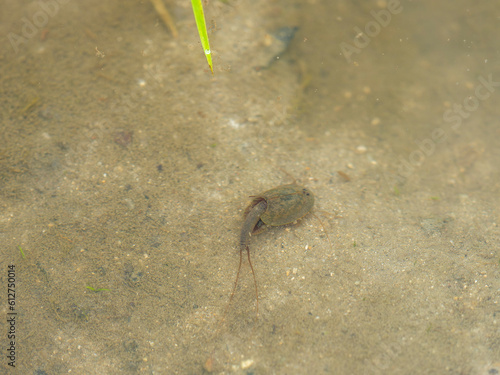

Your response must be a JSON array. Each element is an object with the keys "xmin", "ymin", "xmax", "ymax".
[{"xmin": 191, "ymin": 0, "xmax": 213, "ymax": 74}]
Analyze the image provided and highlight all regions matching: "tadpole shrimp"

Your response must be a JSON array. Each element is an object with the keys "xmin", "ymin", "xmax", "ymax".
[{"xmin": 204, "ymin": 181, "xmax": 330, "ymax": 372}]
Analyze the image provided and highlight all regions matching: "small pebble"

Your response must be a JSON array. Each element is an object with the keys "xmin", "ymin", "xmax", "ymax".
[
  {"xmin": 356, "ymin": 145, "xmax": 367, "ymax": 154},
  {"xmin": 337, "ymin": 171, "xmax": 351, "ymax": 181},
  {"xmin": 241, "ymin": 359, "xmax": 254, "ymax": 369}
]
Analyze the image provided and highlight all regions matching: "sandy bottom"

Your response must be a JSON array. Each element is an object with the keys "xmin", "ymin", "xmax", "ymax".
[{"xmin": 0, "ymin": 0, "xmax": 498, "ymax": 374}]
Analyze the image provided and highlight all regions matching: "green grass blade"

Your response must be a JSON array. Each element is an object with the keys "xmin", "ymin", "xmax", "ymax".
[{"xmin": 191, "ymin": 0, "xmax": 213, "ymax": 74}]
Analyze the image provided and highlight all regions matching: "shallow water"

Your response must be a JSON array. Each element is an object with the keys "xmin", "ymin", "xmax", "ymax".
[{"xmin": 1, "ymin": 0, "xmax": 499, "ymax": 374}]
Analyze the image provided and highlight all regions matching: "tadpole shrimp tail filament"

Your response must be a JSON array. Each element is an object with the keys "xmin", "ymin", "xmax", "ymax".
[
  {"xmin": 215, "ymin": 244, "xmax": 259, "ymax": 336},
  {"xmin": 246, "ymin": 244, "xmax": 259, "ymax": 318},
  {"xmin": 218, "ymin": 245, "xmax": 259, "ymax": 331}
]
